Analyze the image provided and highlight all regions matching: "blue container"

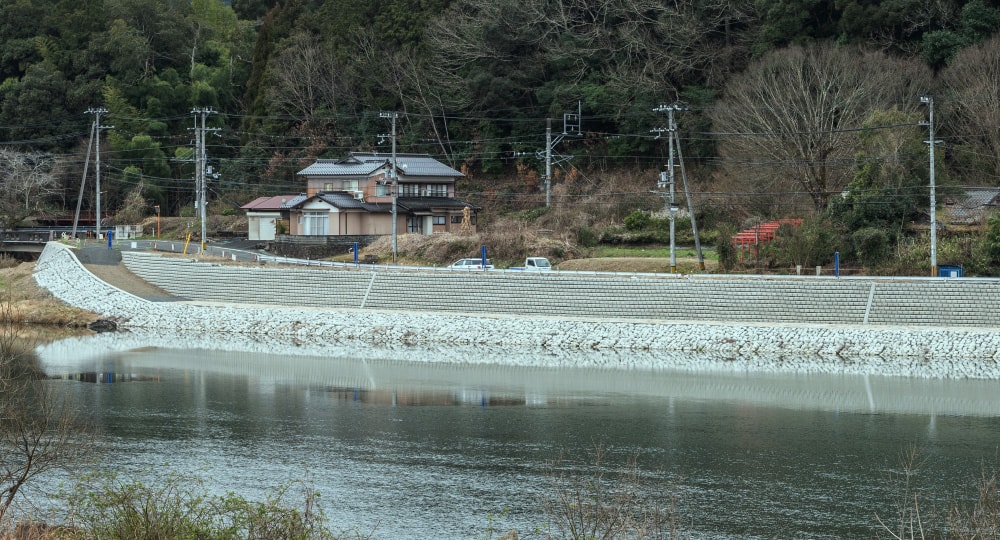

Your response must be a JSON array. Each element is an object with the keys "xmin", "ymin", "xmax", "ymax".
[{"xmin": 938, "ymin": 264, "xmax": 963, "ymax": 278}]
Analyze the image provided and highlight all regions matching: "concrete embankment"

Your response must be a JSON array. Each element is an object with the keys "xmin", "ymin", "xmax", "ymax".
[{"xmin": 32, "ymin": 242, "xmax": 1000, "ymax": 378}]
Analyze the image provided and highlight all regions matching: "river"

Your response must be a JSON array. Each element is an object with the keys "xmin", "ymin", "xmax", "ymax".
[{"xmin": 26, "ymin": 332, "xmax": 1000, "ymax": 539}]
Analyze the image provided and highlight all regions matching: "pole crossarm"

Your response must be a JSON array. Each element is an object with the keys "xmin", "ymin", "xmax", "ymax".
[
  {"xmin": 652, "ymin": 102, "xmax": 704, "ymax": 270},
  {"xmin": 517, "ymin": 105, "xmax": 582, "ymax": 207}
]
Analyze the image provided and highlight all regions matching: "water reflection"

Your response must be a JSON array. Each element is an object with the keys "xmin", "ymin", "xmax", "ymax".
[
  {"xmin": 35, "ymin": 329, "xmax": 1000, "ymax": 417},
  {"xmin": 27, "ymin": 330, "xmax": 1000, "ymax": 539},
  {"xmin": 46, "ymin": 372, "xmax": 161, "ymax": 383}
]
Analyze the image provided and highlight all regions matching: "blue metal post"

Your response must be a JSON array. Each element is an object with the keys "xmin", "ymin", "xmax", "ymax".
[
  {"xmin": 834, "ymin": 251, "xmax": 840, "ymax": 277},
  {"xmin": 353, "ymin": 242, "xmax": 359, "ymax": 264},
  {"xmin": 481, "ymin": 245, "xmax": 487, "ymax": 267},
  {"xmin": 107, "ymin": 231, "xmax": 114, "ymax": 249}
]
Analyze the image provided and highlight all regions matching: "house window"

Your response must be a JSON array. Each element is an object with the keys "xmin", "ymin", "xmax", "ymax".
[
  {"xmin": 302, "ymin": 211, "xmax": 328, "ymax": 236},
  {"xmin": 424, "ymin": 184, "xmax": 447, "ymax": 197},
  {"xmin": 433, "ymin": 216, "xmax": 446, "ymax": 226},
  {"xmin": 376, "ymin": 183, "xmax": 390, "ymax": 196},
  {"xmin": 399, "ymin": 184, "xmax": 419, "ymax": 196},
  {"xmin": 344, "ymin": 179, "xmax": 359, "ymax": 192},
  {"xmin": 323, "ymin": 183, "xmax": 335, "ymax": 192},
  {"xmin": 451, "ymin": 216, "xmax": 461, "ymax": 224},
  {"xmin": 406, "ymin": 217, "xmax": 422, "ymax": 233}
]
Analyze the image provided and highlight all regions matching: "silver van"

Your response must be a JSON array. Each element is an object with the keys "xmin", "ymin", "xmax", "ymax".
[{"xmin": 447, "ymin": 258, "xmax": 494, "ymax": 270}]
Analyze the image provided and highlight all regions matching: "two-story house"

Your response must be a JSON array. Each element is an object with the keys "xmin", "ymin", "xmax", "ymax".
[{"xmin": 288, "ymin": 152, "xmax": 478, "ymax": 236}]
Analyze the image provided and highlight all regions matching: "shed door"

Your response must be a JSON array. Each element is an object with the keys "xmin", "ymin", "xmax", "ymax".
[{"xmin": 259, "ymin": 218, "xmax": 276, "ymax": 240}]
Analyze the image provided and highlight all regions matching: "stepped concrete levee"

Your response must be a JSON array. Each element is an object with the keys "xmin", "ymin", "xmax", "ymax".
[
  {"xmin": 31, "ymin": 242, "xmax": 1000, "ymax": 377},
  {"xmin": 121, "ymin": 251, "xmax": 1000, "ymax": 328}
]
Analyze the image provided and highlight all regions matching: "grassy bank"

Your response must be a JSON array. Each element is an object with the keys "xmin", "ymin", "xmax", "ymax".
[{"xmin": 0, "ymin": 261, "xmax": 98, "ymax": 327}]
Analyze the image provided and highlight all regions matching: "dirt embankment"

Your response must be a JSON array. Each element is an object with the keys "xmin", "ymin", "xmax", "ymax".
[
  {"xmin": 557, "ymin": 256, "xmax": 715, "ymax": 273},
  {"xmin": 0, "ymin": 261, "xmax": 98, "ymax": 327}
]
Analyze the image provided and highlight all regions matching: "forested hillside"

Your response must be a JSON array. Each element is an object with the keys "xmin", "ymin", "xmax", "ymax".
[{"xmin": 3, "ymin": 0, "xmax": 1000, "ymax": 272}]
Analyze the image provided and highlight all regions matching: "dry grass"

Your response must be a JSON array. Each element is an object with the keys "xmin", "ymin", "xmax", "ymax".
[
  {"xmin": 0, "ymin": 263, "xmax": 97, "ymax": 327},
  {"xmin": 360, "ymin": 225, "xmax": 582, "ymax": 268},
  {"xmin": 559, "ymin": 256, "xmax": 716, "ymax": 274},
  {"xmin": 137, "ymin": 215, "xmax": 249, "ymax": 240}
]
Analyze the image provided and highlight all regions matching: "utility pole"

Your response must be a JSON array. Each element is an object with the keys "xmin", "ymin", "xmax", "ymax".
[
  {"xmin": 86, "ymin": 108, "xmax": 112, "ymax": 240},
  {"xmin": 192, "ymin": 111, "xmax": 201, "ymax": 250},
  {"xmin": 545, "ymin": 118, "xmax": 552, "ymax": 207},
  {"xmin": 72, "ymin": 120, "xmax": 96, "ymax": 241},
  {"xmin": 653, "ymin": 103, "xmax": 704, "ymax": 271},
  {"xmin": 919, "ymin": 95, "xmax": 939, "ymax": 277},
  {"xmin": 651, "ymin": 128, "xmax": 677, "ymax": 273},
  {"xmin": 192, "ymin": 108, "xmax": 218, "ymax": 253},
  {"xmin": 517, "ymin": 102, "xmax": 581, "ymax": 207},
  {"xmin": 380, "ymin": 111, "xmax": 399, "ymax": 263}
]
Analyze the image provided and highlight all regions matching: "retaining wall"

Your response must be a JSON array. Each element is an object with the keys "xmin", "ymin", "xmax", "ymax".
[
  {"xmin": 30, "ymin": 242, "xmax": 1000, "ymax": 376},
  {"xmin": 121, "ymin": 251, "xmax": 1000, "ymax": 328}
]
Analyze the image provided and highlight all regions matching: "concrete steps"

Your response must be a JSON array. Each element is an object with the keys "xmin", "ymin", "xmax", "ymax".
[{"xmin": 117, "ymin": 252, "xmax": 996, "ymax": 327}]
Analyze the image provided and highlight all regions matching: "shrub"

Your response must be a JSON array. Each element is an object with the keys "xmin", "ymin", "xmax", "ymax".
[
  {"xmin": 60, "ymin": 471, "xmax": 367, "ymax": 540},
  {"xmin": 624, "ymin": 210, "xmax": 651, "ymax": 232},
  {"xmin": 539, "ymin": 445, "xmax": 682, "ymax": 539},
  {"xmin": 852, "ymin": 227, "xmax": 890, "ymax": 268},
  {"xmin": 714, "ymin": 224, "xmax": 737, "ymax": 272},
  {"xmin": 576, "ymin": 226, "xmax": 599, "ymax": 248}
]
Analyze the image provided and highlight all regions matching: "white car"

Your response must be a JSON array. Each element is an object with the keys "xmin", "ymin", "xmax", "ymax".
[{"xmin": 448, "ymin": 258, "xmax": 495, "ymax": 270}]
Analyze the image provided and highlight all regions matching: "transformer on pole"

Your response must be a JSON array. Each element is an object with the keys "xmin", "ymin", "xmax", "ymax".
[
  {"xmin": 380, "ymin": 111, "xmax": 400, "ymax": 263},
  {"xmin": 652, "ymin": 103, "xmax": 704, "ymax": 271},
  {"xmin": 919, "ymin": 95, "xmax": 939, "ymax": 277}
]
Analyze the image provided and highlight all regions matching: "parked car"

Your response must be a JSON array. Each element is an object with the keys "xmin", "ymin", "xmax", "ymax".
[
  {"xmin": 448, "ymin": 258, "xmax": 494, "ymax": 270},
  {"xmin": 509, "ymin": 257, "xmax": 553, "ymax": 271}
]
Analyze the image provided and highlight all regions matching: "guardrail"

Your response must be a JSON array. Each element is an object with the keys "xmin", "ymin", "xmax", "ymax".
[{"xmin": 101, "ymin": 238, "xmax": 1000, "ymax": 284}]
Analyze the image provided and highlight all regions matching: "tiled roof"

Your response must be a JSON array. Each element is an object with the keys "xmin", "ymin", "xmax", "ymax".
[
  {"xmin": 297, "ymin": 159, "xmax": 386, "ymax": 177},
  {"xmin": 288, "ymin": 192, "xmax": 392, "ymax": 213},
  {"xmin": 351, "ymin": 153, "xmax": 464, "ymax": 178},
  {"xmin": 947, "ymin": 187, "xmax": 1000, "ymax": 224},
  {"xmin": 287, "ymin": 193, "xmax": 478, "ymax": 214},
  {"xmin": 297, "ymin": 152, "xmax": 464, "ymax": 178},
  {"xmin": 318, "ymin": 192, "xmax": 365, "ymax": 209},
  {"xmin": 396, "ymin": 197, "xmax": 478, "ymax": 212}
]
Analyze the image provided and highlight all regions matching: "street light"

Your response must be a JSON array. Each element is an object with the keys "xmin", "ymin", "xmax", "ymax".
[{"xmin": 919, "ymin": 95, "xmax": 938, "ymax": 277}]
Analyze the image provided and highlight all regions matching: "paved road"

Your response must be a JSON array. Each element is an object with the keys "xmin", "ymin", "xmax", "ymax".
[{"xmin": 76, "ymin": 246, "xmax": 184, "ymax": 302}]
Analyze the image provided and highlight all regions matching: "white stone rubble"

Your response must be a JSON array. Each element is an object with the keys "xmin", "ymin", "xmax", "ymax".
[{"xmin": 32, "ymin": 242, "xmax": 1000, "ymax": 379}]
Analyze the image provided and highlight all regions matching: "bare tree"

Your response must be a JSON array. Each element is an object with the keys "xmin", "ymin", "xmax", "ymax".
[
  {"xmin": 940, "ymin": 34, "xmax": 1000, "ymax": 184},
  {"xmin": 265, "ymin": 31, "xmax": 353, "ymax": 121},
  {"xmin": 426, "ymin": 0, "xmax": 758, "ymax": 106},
  {"xmin": 355, "ymin": 29, "xmax": 464, "ymax": 165},
  {"xmin": 0, "ymin": 301, "xmax": 90, "ymax": 527},
  {"xmin": 0, "ymin": 149, "xmax": 58, "ymax": 230},
  {"xmin": 710, "ymin": 43, "xmax": 932, "ymax": 211}
]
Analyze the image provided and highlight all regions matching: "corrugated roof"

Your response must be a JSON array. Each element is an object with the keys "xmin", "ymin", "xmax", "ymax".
[{"xmin": 241, "ymin": 195, "xmax": 302, "ymax": 211}]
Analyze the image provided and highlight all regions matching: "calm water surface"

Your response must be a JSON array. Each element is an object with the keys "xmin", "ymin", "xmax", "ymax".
[{"xmin": 31, "ymin": 335, "xmax": 1000, "ymax": 539}]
